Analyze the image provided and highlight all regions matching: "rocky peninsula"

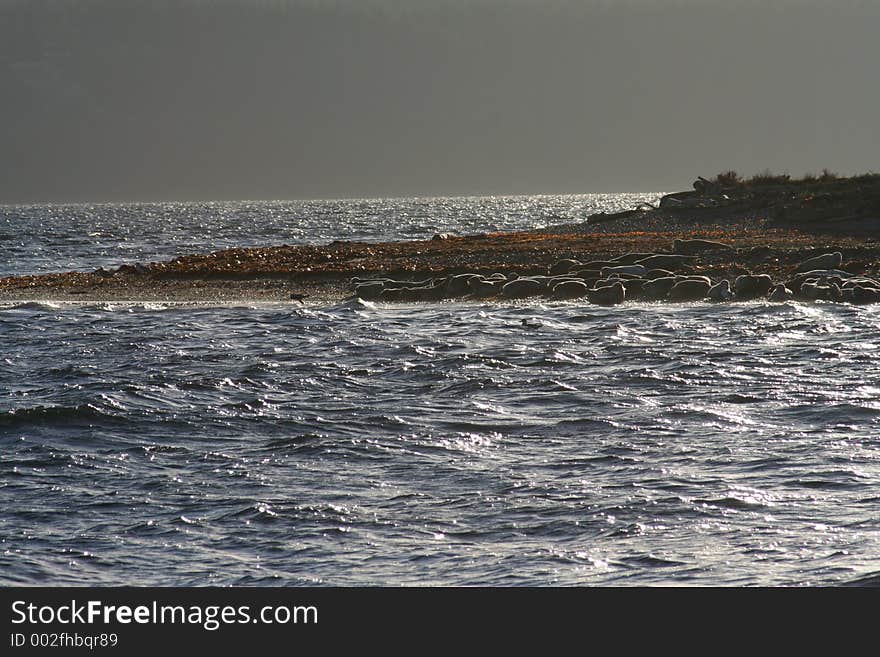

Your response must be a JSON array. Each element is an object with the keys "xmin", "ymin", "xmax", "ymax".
[{"xmin": 3, "ymin": 172, "xmax": 880, "ymax": 305}]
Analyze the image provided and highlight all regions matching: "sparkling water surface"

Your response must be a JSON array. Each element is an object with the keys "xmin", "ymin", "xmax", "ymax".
[
  {"xmin": 2, "ymin": 196, "xmax": 879, "ymax": 586},
  {"xmin": 0, "ymin": 194, "xmax": 651, "ymax": 277}
]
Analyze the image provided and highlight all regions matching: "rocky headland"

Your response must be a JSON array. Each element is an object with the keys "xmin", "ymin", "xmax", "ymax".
[{"xmin": 3, "ymin": 172, "xmax": 880, "ymax": 305}]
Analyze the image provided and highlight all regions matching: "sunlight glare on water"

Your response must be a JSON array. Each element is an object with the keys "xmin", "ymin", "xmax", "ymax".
[{"xmin": 1, "ymin": 197, "xmax": 879, "ymax": 586}]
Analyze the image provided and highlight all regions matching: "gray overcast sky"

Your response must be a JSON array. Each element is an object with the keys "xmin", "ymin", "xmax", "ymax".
[{"xmin": 1, "ymin": 0, "xmax": 878, "ymax": 202}]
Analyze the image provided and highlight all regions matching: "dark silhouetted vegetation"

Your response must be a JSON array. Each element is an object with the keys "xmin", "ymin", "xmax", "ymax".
[{"xmin": 710, "ymin": 169, "xmax": 867, "ymax": 188}]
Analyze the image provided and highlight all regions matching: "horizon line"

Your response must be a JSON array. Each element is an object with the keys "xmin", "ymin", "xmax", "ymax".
[{"xmin": 0, "ymin": 189, "xmax": 668, "ymax": 207}]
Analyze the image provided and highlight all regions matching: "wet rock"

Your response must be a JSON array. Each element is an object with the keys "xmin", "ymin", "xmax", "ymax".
[
  {"xmin": 659, "ymin": 191, "xmax": 701, "ymax": 208},
  {"xmin": 116, "ymin": 263, "xmax": 150, "ymax": 275}
]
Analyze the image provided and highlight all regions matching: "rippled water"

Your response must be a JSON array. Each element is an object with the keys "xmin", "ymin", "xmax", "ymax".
[
  {"xmin": 0, "ymin": 194, "xmax": 653, "ymax": 277},
  {"xmin": 2, "ymin": 197, "xmax": 879, "ymax": 586}
]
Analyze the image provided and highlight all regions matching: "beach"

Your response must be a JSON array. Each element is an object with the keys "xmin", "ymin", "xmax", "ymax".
[
  {"xmin": 4, "ymin": 185, "xmax": 880, "ymax": 588},
  {"xmin": 3, "ymin": 175, "xmax": 879, "ymax": 305}
]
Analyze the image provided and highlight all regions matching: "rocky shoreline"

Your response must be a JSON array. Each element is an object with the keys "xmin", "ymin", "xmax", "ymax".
[
  {"xmin": 349, "ymin": 244, "xmax": 880, "ymax": 305},
  {"xmin": 3, "ymin": 174, "xmax": 879, "ymax": 305}
]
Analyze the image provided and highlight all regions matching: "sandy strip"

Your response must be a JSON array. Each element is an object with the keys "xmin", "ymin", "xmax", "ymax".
[
  {"xmin": 0, "ymin": 276, "xmax": 352, "ymax": 306},
  {"xmin": 3, "ymin": 222, "xmax": 879, "ymax": 306}
]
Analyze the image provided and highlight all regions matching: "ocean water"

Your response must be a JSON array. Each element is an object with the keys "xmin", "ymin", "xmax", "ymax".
[
  {"xmin": 2, "ymin": 195, "xmax": 880, "ymax": 587},
  {"xmin": 0, "ymin": 194, "xmax": 650, "ymax": 277}
]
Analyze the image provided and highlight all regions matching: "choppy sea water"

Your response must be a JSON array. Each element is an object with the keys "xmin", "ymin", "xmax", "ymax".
[
  {"xmin": 2, "ymin": 196, "xmax": 879, "ymax": 586},
  {"xmin": 0, "ymin": 194, "xmax": 651, "ymax": 277}
]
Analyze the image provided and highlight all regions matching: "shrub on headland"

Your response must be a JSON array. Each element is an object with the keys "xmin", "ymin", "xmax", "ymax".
[
  {"xmin": 713, "ymin": 170, "xmax": 742, "ymax": 187},
  {"xmin": 710, "ymin": 169, "xmax": 862, "ymax": 188},
  {"xmin": 819, "ymin": 168, "xmax": 840, "ymax": 182},
  {"xmin": 748, "ymin": 169, "xmax": 791, "ymax": 185}
]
